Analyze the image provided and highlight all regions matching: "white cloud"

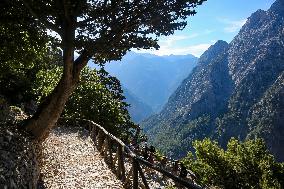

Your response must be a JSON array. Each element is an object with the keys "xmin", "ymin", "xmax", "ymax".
[
  {"xmin": 133, "ymin": 33, "xmax": 214, "ymax": 57},
  {"xmin": 219, "ymin": 18, "xmax": 247, "ymax": 33},
  {"xmin": 159, "ymin": 34, "xmax": 199, "ymax": 46},
  {"xmin": 134, "ymin": 43, "xmax": 213, "ymax": 57}
]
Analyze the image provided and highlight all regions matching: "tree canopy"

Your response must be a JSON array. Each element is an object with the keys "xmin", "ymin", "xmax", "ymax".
[
  {"xmin": 0, "ymin": 17, "xmax": 136, "ymax": 141},
  {"xmin": 0, "ymin": 3, "xmax": 47, "ymax": 105},
  {"xmin": 20, "ymin": 0, "xmax": 205, "ymax": 62},
  {"xmin": 1, "ymin": 0, "xmax": 206, "ymax": 139},
  {"xmin": 182, "ymin": 138, "xmax": 284, "ymax": 189},
  {"xmin": 34, "ymin": 65, "xmax": 136, "ymax": 139}
]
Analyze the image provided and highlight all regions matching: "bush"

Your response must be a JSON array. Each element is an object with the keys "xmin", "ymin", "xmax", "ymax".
[
  {"xmin": 182, "ymin": 138, "xmax": 284, "ymax": 189},
  {"xmin": 64, "ymin": 67, "xmax": 135, "ymax": 139},
  {"xmin": 34, "ymin": 66, "xmax": 136, "ymax": 139}
]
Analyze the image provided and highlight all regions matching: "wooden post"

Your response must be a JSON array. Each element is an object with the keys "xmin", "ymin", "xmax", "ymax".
[
  {"xmin": 102, "ymin": 137, "xmax": 108, "ymax": 157},
  {"xmin": 96, "ymin": 129, "xmax": 101, "ymax": 147},
  {"xmin": 97, "ymin": 130, "xmax": 104, "ymax": 151},
  {"xmin": 117, "ymin": 145, "xmax": 125, "ymax": 181},
  {"xmin": 138, "ymin": 163, "xmax": 150, "ymax": 189},
  {"xmin": 116, "ymin": 146, "xmax": 121, "ymax": 178},
  {"xmin": 124, "ymin": 166, "xmax": 133, "ymax": 188},
  {"xmin": 113, "ymin": 149, "xmax": 118, "ymax": 166},
  {"xmin": 132, "ymin": 158, "xmax": 139, "ymax": 189},
  {"xmin": 88, "ymin": 122, "xmax": 92, "ymax": 135},
  {"xmin": 90, "ymin": 124, "xmax": 95, "ymax": 141},
  {"xmin": 94, "ymin": 125, "xmax": 99, "ymax": 138},
  {"xmin": 92, "ymin": 124, "xmax": 97, "ymax": 140},
  {"xmin": 107, "ymin": 137, "xmax": 114, "ymax": 169}
]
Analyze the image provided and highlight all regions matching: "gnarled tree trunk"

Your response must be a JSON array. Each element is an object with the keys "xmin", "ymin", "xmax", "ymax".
[
  {"xmin": 24, "ymin": 49, "xmax": 90, "ymax": 140},
  {"xmin": 24, "ymin": 14, "xmax": 90, "ymax": 140},
  {"xmin": 24, "ymin": 53, "xmax": 89, "ymax": 140},
  {"xmin": 24, "ymin": 75, "xmax": 76, "ymax": 139}
]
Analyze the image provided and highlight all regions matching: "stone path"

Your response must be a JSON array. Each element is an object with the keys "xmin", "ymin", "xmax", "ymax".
[{"xmin": 39, "ymin": 126, "xmax": 124, "ymax": 189}]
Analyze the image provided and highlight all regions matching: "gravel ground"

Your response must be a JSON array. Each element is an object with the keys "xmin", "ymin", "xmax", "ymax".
[{"xmin": 39, "ymin": 126, "xmax": 124, "ymax": 189}]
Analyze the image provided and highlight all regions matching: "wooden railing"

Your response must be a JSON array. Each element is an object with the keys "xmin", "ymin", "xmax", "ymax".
[{"xmin": 60, "ymin": 118, "xmax": 203, "ymax": 189}]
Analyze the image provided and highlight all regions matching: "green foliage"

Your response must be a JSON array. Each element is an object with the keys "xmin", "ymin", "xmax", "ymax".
[
  {"xmin": 182, "ymin": 138, "xmax": 284, "ymax": 189},
  {"xmin": 154, "ymin": 149, "xmax": 165, "ymax": 161},
  {"xmin": 0, "ymin": 42, "xmax": 62, "ymax": 107},
  {"xmin": 64, "ymin": 67, "xmax": 135, "ymax": 138},
  {"xmin": 9, "ymin": 106, "xmax": 23, "ymax": 114},
  {"xmin": 146, "ymin": 115, "xmax": 212, "ymax": 158},
  {"xmin": 34, "ymin": 65, "xmax": 135, "ymax": 139},
  {"xmin": 0, "ymin": 1, "xmax": 62, "ymax": 106},
  {"xmin": 34, "ymin": 66, "xmax": 63, "ymax": 102},
  {"xmin": 0, "ymin": 25, "xmax": 47, "ymax": 105}
]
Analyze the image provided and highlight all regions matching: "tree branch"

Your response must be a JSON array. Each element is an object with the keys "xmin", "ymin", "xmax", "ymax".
[
  {"xmin": 22, "ymin": 0, "xmax": 61, "ymax": 34},
  {"xmin": 74, "ymin": 49, "xmax": 91, "ymax": 75},
  {"xmin": 77, "ymin": 0, "xmax": 111, "ymax": 28}
]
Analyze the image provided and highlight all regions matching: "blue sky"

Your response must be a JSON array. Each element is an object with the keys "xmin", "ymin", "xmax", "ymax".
[{"xmin": 135, "ymin": 0, "xmax": 275, "ymax": 57}]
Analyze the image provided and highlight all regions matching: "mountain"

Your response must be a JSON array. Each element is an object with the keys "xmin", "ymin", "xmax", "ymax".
[
  {"xmin": 103, "ymin": 52, "xmax": 198, "ymax": 113},
  {"xmin": 123, "ymin": 87, "xmax": 153, "ymax": 123},
  {"xmin": 141, "ymin": 0, "xmax": 284, "ymax": 161},
  {"xmin": 141, "ymin": 40, "xmax": 232, "ymax": 158}
]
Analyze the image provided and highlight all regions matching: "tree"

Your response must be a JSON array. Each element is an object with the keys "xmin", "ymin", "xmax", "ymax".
[
  {"xmin": 182, "ymin": 138, "xmax": 284, "ymax": 189},
  {"xmin": 64, "ymin": 67, "xmax": 136, "ymax": 139},
  {"xmin": 0, "ymin": 0, "xmax": 48, "ymax": 106},
  {"xmin": 3, "ymin": 0, "xmax": 206, "ymax": 139},
  {"xmin": 34, "ymin": 65, "xmax": 136, "ymax": 139}
]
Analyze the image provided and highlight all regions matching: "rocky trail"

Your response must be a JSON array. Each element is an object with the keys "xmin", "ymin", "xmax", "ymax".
[
  {"xmin": 0, "ymin": 112, "xmax": 191, "ymax": 189},
  {"xmin": 39, "ymin": 126, "xmax": 124, "ymax": 189}
]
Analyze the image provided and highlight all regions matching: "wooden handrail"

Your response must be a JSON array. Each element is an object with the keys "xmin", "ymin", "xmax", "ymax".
[{"xmin": 58, "ymin": 118, "xmax": 203, "ymax": 189}]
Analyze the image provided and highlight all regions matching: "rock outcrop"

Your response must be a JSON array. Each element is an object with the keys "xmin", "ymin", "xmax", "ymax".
[{"xmin": 0, "ymin": 123, "xmax": 39, "ymax": 189}]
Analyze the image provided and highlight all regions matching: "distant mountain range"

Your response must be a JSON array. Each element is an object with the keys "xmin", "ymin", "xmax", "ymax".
[
  {"xmin": 122, "ymin": 87, "xmax": 153, "ymax": 123},
  {"xmin": 141, "ymin": 0, "xmax": 284, "ymax": 161},
  {"xmin": 98, "ymin": 51, "xmax": 198, "ymax": 122}
]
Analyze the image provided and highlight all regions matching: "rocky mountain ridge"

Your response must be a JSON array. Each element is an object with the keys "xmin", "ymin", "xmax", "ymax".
[{"xmin": 141, "ymin": 0, "xmax": 284, "ymax": 161}]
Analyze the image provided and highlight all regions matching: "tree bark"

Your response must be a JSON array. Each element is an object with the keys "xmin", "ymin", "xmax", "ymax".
[
  {"xmin": 24, "ymin": 74, "xmax": 77, "ymax": 140},
  {"xmin": 23, "ymin": 4, "xmax": 91, "ymax": 140},
  {"xmin": 24, "ymin": 46, "xmax": 90, "ymax": 140}
]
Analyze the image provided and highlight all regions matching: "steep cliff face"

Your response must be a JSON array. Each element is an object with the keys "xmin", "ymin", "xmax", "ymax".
[
  {"xmin": 142, "ymin": 40, "xmax": 233, "ymax": 157},
  {"xmin": 141, "ymin": 0, "xmax": 284, "ymax": 161},
  {"xmin": 247, "ymin": 72, "xmax": 284, "ymax": 160},
  {"xmin": 217, "ymin": 0, "xmax": 284, "ymax": 152},
  {"xmin": 164, "ymin": 40, "xmax": 230, "ymax": 123}
]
